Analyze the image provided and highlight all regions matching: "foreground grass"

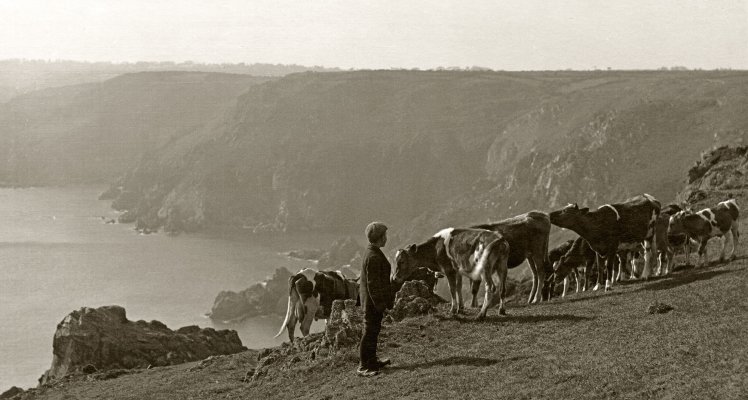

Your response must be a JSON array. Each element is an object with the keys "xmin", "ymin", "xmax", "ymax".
[{"xmin": 25, "ymin": 252, "xmax": 747, "ymax": 400}]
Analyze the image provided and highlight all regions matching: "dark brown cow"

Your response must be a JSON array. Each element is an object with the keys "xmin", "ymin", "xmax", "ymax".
[
  {"xmin": 471, "ymin": 211, "xmax": 552, "ymax": 304},
  {"xmin": 549, "ymin": 194, "xmax": 661, "ymax": 291},
  {"xmin": 668, "ymin": 199, "xmax": 740, "ymax": 267},
  {"xmin": 552, "ymin": 236, "xmax": 597, "ymax": 293},
  {"xmin": 548, "ymin": 239, "xmax": 578, "ymax": 297},
  {"xmin": 392, "ymin": 228, "xmax": 510, "ymax": 321}
]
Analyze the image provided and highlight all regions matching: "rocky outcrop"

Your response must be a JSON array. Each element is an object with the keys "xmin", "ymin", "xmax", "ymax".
[
  {"xmin": 389, "ymin": 281, "xmax": 442, "ymax": 322},
  {"xmin": 323, "ymin": 299, "xmax": 364, "ymax": 349},
  {"xmin": 677, "ymin": 145, "xmax": 748, "ymax": 207},
  {"xmin": 208, "ymin": 267, "xmax": 292, "ymax": 322},
  {"xmin": 0, "ymin": 387, "xmax": 24, "ymax": 399},
  {"xmin": 39, "ymin": 306, "xmax": 246, "ymax": 385}
]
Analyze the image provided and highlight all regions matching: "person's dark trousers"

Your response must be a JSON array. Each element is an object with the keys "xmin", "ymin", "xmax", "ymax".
[{"xmin": 359, "ymin": 303, "xmax": 384, "ymax": 369}]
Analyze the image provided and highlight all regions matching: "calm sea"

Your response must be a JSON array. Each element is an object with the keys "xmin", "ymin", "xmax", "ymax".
[{"xmin": 0, "ymin": 186, "xmax": 339, "ymax": 391}]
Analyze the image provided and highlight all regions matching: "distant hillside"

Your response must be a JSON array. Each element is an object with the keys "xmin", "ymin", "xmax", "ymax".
[
  {"xmin": 0, "ymin": 60, "xmax": 340, "ymax": 103},
  {"xmin": 103, "ymin": 70, "xmax": 748, "ymax": 240},
  {"xmin": 0, "ymin": 72, "xmax": 272, "ymax": 185}
]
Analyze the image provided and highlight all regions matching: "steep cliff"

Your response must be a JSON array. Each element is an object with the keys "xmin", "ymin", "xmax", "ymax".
[{"xmin": 104, "ymin": 70, "xmax": 748, "ymax": 239}]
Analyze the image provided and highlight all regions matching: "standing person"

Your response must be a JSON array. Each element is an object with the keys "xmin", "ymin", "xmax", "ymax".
[{"xmin": 357, "ymin": 221, "xmax": 394, "ymax": 377}]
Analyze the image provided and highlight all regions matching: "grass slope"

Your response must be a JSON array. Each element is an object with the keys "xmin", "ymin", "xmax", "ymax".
[{"xmin": 20, "ymin": 223, "xmax": 748, "ymax": 399}]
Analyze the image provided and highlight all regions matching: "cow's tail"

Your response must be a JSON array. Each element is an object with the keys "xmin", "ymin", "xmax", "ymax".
[
  {"xmin": 483, "ymin": 238, "xmax": 510, "ymax": 291},
  {"xmin": 274, "ymin": 276, "xmax": 297, "ymax": 338},
  {"xmin": 274, "ymin": 294, "xmax": 293, "ymax": 338}
]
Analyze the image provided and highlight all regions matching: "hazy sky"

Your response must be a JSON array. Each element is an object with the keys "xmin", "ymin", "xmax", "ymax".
[{"xmin": 1, "ymin": 0, "xmax": 746, "ymax": 70}]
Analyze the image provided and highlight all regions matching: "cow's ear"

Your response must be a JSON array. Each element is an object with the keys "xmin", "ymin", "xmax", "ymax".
[
  {"xmin": 580, "ymin": 207, "xmax": 590, "ymax": 214},
  {"xmin": 573, "ymin": 203, "xmax": 580, "ymax": 210},
  {"xmin": 405, "ymin": 244, "xmax": 417, "ymax": 254}
]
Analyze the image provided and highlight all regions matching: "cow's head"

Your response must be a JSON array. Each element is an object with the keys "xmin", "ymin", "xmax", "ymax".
[
  {"xmin": 293, "ymin": 278, "xmax": 320, "ymax": 336},
  {"xmin": 392, "ymin": 244, "xmax": 419, "ymax": 285},
  {"xmin": 551, "ymin": 258, "xmax": 575, "ymax": 284},
  {"xmin": 668, "ymin": 210, "xmax": 690, "ymax": 236},
  {"xmin": 549, "ymin": 203, "xmax": 590, "ymax": 229}
]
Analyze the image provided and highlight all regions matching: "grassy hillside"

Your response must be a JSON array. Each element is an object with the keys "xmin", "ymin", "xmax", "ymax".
[
  {"xmin": 0, "ymin": 72, "xmax": 271, "ymax": 185},
  {"xmin": 15, "ymin": 234, "xmax": 747, "ymax": 399},
  {"xmin": 105, "ymin": 70, "xmax": 748, "ymax": 241},
  {"xmin": 12, "ymin": 147, "xmax": 748, "ymax": 399},
  {"xmin": 0, "ymin": 60, "xmax": 340, "ymax": 103}
]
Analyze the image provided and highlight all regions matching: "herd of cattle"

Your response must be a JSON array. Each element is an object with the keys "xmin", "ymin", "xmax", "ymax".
[{"xmin": 276, "ymin": 194, "xmax": 740, "ymax": 342}]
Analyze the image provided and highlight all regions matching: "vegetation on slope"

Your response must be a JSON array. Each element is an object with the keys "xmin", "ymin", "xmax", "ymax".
[
  {"xmin": 106, "ymin": 70, "xmax": 748, "ymax": 242},
  {"xmin": 0, "ymin": 72, "xmax": 271, "ymax": 185}
]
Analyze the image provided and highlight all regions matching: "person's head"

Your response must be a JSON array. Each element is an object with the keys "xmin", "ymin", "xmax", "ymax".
[{"xmin": 365, "ymin": 221, "xmax": 388, "ymax": 247}]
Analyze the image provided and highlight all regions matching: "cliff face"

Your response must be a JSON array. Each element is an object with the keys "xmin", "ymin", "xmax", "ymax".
[
  {"xmin": 102, "ymin": 71, "xmax": 748, "ymax": 239},
  {"xmin": 40, "ymin": 306, "xmax": 245, "ymax": 384},
  {"xmin": 0, "ymin": 72, "xmax": 270, "ymax": 185}
]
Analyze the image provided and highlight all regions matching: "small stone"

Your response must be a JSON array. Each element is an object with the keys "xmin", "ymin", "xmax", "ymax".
[{"xmin": 81, "ymin": 364, "xmax": 98, "ymax": 374}]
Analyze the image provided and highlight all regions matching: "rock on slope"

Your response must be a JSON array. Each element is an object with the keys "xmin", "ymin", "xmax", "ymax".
[
  {"xmin": 39, "ymin": 306, "xmax": 245, "ymax": 384},
  {"xmin": 208, "ymin": 267, "xmax": 292, "ymax": 322}
]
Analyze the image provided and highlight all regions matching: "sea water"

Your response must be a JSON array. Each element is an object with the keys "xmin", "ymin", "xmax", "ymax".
[{"xmin": 0, "ymin": 186, "xmax": 339, "ymax": 390}]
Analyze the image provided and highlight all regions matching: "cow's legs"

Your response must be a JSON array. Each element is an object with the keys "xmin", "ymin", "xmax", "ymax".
[
  {"xmin": 527, "ymin": 258, "xmax": 539, "ymax": 304},
  {"xmin": 641, "ymin": 240, "xmax": 654, "ymax": 279},
  {"xmin": 454, "ymin": 273, "xmax": 464, "ymax": 313},
  {"xmin": 531, "ymin": 254, "xmax": 547, "ymax": 303},
  {"xmin": 629, "ymin": 253, "xmax": 638, "ymax": 279},
  {"xmin": 683, "ymin": 239, "xmax": 692, "ymax": 267},
  {"xmin": 476, "ymin": 276, "xmax": 494, "ymax": 321},
  {"xmin": 697, "ymin": 238, "xmax": 709, "ymax": 267},
  {"xmin": 562, "ymin": 276, "xmax": 569, "ymax": 298},
  {"xmin": 573, "ymin": 269, "xmax": 581, "ymax": 293},
  {"xmin": 593, "ymin": 254, "xmax": 605, "ymax": 291},
  {"xmin": 497, "ymin": 263, "xmax": 508, "ymax": 316},
  {"xmin": 616, "ymin": 252, "xmax": 627, "ymax": 281},
  {"xmin": 605, "ymin": 252, "xmax": 616, "ymax": 291},
  {"xmin": 445, "ymin": 269, "xmax": 459, "ymax": 315},
  {"xmin": 729, "ymin": 221, "xmax": 740, "ymax": 260},
  {"xmin": 470, "ymin": 279, "xmax": 481, "ymax": 308},
  {"xmin": 719, "ymin": 231, "xmax": 733, "ymax": 263}
]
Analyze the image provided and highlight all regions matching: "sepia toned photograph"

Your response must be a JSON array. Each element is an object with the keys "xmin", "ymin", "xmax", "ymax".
[{"xmin": 1, "ymin": 1, "xmax": 746, "ymax": 399}]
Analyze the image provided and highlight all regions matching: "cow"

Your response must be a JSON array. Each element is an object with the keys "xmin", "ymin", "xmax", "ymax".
[
  {"xmin": 668, "ymin": 199, "xmax": 740, "ymax": 267},
  {"xmin": 552, "ymin": 236, "xmax": 598, "ymax": 294},
  {"xmin": 392, "ymin": 228, "xmax": 510, "ymax": 321},
  {"xmin": 274, "ymin": 268, "xmax": 359, "ymax": 343},
  {"xmin": 547, "ymin": 239, "xmax": 577, "ymax": 297},
  {"xmin": 614, "ymin": 242, "xmax": 643, "ymax": 282},
  {"xmin": 471, "ymin": 211, "xmax": 552, "ymax": 304},
  {"xmin": 549, "ymin": 193, "xmax": 661, "ymax": 291},
  {"xmin": 654, "ymin": 203, "xmax": 684, "ymax": 276}
]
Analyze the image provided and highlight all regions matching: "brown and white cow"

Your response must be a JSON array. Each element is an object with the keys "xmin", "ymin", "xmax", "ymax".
[
  {"xmin": 550, "ymin": 194, "xmax": 661, "ymax": 291},
  {"xmin": 668, "ymin": 199, "xmax": 740, "ymax": 267},
  {"xmin": 471, "ymin": 211, "xmax": 552, "ymax": 304},
  {"xmin": 392, "ymin": 228, "xmax": 510, "ymax": 321},
  {"xmin": 275, "ymin": 268, "xmax": 359, "ymax": 343},
  {"xmin": 654, "ymin": 203, "xmax": 684, "ymax": 276}
]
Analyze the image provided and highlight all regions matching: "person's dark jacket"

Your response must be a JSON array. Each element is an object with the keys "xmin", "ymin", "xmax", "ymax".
[{"xmin": 360, "ymin": 244, "xmax": 393, "ymax": 312}]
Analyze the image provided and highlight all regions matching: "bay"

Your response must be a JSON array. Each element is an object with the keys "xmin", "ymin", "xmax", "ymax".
[{"xmin": 0, "ymin": 186, "xmax": 340, "ymax": 390}]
